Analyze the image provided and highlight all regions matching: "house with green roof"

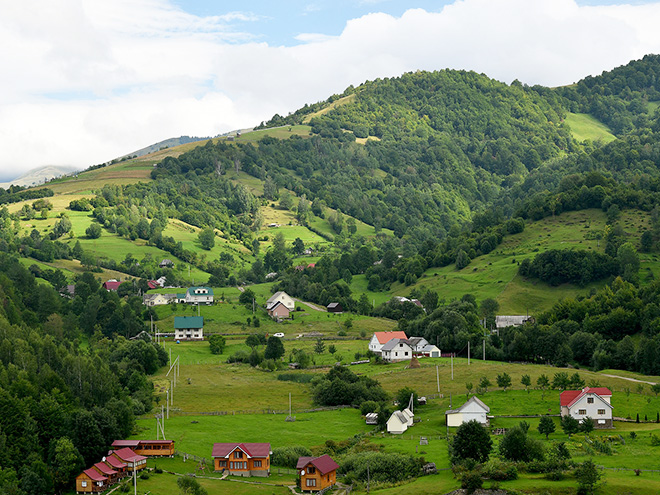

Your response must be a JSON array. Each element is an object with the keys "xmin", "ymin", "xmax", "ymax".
[
  {"xmin": 174, "ymin": 316, "xmax": 204, "ymax": 341},
  {"xmin": 184, "ymin": 287, "xmax": 214, "ymax": 305}
]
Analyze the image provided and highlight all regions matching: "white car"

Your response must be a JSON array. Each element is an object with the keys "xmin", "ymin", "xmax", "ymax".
[{"xmin": 273, "ymin": 332, "xmax": 285, "ymax": 338}]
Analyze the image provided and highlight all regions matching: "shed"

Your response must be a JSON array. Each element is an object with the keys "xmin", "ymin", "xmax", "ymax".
[
  {"xmin": 445, "ymin": 396, "xmax": 490, "ymax": 427},
  {"xmin": 327, "ymin": 302, "xmax": 343, "ymax": 313}
]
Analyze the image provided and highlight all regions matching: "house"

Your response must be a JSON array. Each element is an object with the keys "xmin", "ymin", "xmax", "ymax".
[
  {"xmin": 212, "ymin": 443, "xmax": 271, "ymax": 477},
  {"xmin": 368, "ymin": 331, "xmax": 408, "ymax": 354},
  {"xmin": 91, "ymin": 462, "xmax": 119, "ymax": 485},
  {"xmin": 60, "ymin": 284, "xmax": 75, "ymax": 298},
  {"xmin": 75, "ymin": 468, "xmax": 107, "ymax": 493},
  {"xmin": 365, "ymin": 412, "xmax": 379, "ymax": 425},
  {"xmin": 174, "ymin": 316, "xmax": 204, "ymax": 341},
  {"xmin": 560, "ymin": 387, "xmax": 613, "ymax": 428},
  {"xmin": 327, "ymin": 302, "xmax": 343, "ymax": 313},
  {"xmin": 185, "ymin": 286, "xmax": 214, "ymax": 305},
  {"xmin": 159, "ymin": 259, "xmax": 174, "ymax": 268},
  {"xmin": 103, "ymin": 280, "xmax": 122, "ymax": 291},
  {"xmin": 267, "ymin": 301, "xmax": 290, "ymax": 320},
  {"xmin": 494, "ymin": 315, "xmax": 535, "ymax": 329},
  {"xmin": 408, "ymin": 337, "xmax": 429, "ymax": 352},
  {"xmin": 391, "ymin": 296, "xmax": 424, "ymax": 308},
  {"xmin": 387, "ymin": 410, "xmax": 410, "ymax": 434},
  {"xmin": 103, "ymin": 456, "xmax": 127, "ymax": 478},
  {"xmin": 143, "ymin": 293, "xmax": 177, "ymax": 307},
  {"xmin": 419, "ymin": 344, "xmax": 441, "ymax": 358},
  {"xmin": 111, "ymin": 439, "xmax": 175, "ymax": 457},
  {"xmin": 266, "ymin": 291, "xmax": 296, "ymax": 311},
  {"xmin": 297, "ymin": 455, "xmax": 339, "ymax": 492},
  {"xmin": 381, "ymin": 338, "xmax": 413, "ymax": 362},
  {"xmin": 108, "ymin": 448, "xmax": 147, "ymax": 472},
  {"xmin": 445, "ymin": 396, "xmax": 490, "ymax": 427}
]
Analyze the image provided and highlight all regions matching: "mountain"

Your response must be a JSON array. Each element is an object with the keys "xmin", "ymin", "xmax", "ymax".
[
  {"xmin": 114, "ymin": 135, "xmax": 211, "ymax": 160},
  {"xmin": 0, "ymin": 165, "xmax": 80, "ymax": 189}
]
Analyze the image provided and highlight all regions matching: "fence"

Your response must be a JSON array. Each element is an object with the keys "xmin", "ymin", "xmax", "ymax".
[{"xmin": 172, "ymin": 404, "xmax": 354, "ymax": 417}]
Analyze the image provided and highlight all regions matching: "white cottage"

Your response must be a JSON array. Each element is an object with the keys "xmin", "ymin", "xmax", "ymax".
[
  {"xmin": 381, "ymin": 338, "xmax": 413, "ymax": 362},
  {"xmin": 185, "ymin": 287, "xmax": 214, "ymax": 305},
  {"xmin": 445, "ymin": 396, "xmax": 490, "ymax": 427},
  {"xmin": 266, "ymin": 291, "xmax": 296, "ymax": 312},
  {"xmin": 560, "ymin": 387, "xmax": 613, "ymax": 428},
  {"xmin": 387, "ymin": 411, "xmax": 410, "ymax": 434}
]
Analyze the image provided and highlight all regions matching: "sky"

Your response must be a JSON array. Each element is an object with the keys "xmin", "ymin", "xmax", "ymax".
[{"xmin": 2, "ymin": 0, "xmax": 660, "ymax": 180}]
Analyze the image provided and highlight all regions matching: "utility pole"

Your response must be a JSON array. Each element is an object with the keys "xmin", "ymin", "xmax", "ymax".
[
  {"xmin": 166, "ymin": 389, "xmax": 169, "ymax": 419},
  {"xmin": 436, "ymin": 365, "xmax": 440, "ymax": 393},
  {"xmin": 451, "ymin": 354, "xmax": 454, "ymax": 380},
  {"xmin": 483, "ymin": 338, "xmax": 486, "ymax": 361},
  {"xmin": 367, "ymin": 461, "xmax": 370, "ymax": 494},
  {"xmin": 468, "ymin": 341, "xmax": 470, "ymax": 366}
]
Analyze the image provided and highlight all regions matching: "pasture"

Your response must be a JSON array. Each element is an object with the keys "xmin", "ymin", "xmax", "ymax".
[{"xmin": 565, "ymin": 112, "xmax": 616, "ymax": 144}]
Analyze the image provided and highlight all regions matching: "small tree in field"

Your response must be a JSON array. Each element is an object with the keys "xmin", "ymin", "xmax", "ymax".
[
  {"xmin": 537, "ymin": 374, "xmax": 550, "ymax": 398},
  {"xmin": 574, "ymin": 459, "xmax": 602, "ymax": 494},
  {"xmin": 521, "ymin": 374, "xmax": 531, "ymax": 392},
  {"xmin": 465, "ymin": 382, "xmax": 473, "ymax": 397},
  {"xmin": 314, "ymin": 338, "xmax": 325, "ymax": 354},
  {"xmin": 479, "ymin": 376, "xmax": 491, "ymax": 393},
  {"xmin": 651, "ymin": 383, "xmax": 660, "ymax": 397},
  {"xmin": 580, "ymin": 416, "xmax": 594, "ymax": 435},
  {"xmin": 538, "ymin": 416, "xmax": 556, "ymax": 439},
  {"xmin": 496, "ymin": 372, "xmax": 512, "ymax": 392},
  {"xmin": 451, "ymin": 420, "xmax": 492, "ymax": 464},
  {"xmin": 561, "ymin": 415, "xmax": 580, "ymax": 438}
]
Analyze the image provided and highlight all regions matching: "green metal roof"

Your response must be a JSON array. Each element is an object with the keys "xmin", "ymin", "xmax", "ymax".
[
  {"xmin": 187, "ymin": 286, "xmax": 214, "ymax": 296},
  {"xmin": 174, "ymin": 316, "xmax": 204, "ymax": 329}
]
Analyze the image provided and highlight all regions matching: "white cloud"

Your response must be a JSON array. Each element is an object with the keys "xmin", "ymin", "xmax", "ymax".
[{"xmin": 2, "ymin": 0, "xmax": 660, "ymax": 176}]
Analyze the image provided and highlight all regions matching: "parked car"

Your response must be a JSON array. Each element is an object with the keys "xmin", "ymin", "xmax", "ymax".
[{"xmin": 273, "ymin": 332, "xmax": 285, "ymax": 338}]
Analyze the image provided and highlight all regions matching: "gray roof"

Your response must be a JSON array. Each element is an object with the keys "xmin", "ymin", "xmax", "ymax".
[
  {"xmin": 445, "ymin": 395, "xmax": 490, "ymax": 415},
  {"xmin": 381, "ymin": 338, "xmax": 411, "ymax": 352},
  {"xmin": 390, "ymin": 411, "xmax": 408, "ymax": 424},
  {"xmin": 267, "ymin": 291, "xmax": 290, "ymax": 304}
]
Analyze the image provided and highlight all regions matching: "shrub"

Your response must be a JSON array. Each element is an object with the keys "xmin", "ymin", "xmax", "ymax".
[
  {"xmin": 277, "ymin": 373, "xmax": 314, "ymax": 383},
  {"xmin": 272, "ymin": 446, "xmax": 313, "ymax": 468},
  {"xmin": 340, "ymin": 451, "xmax": 420, "ymax": 483},
  {"xmin": 360, "ymin": 400, "xmax": 379, "ymax": 415},
  {"xmin": 460, "ymin": 471, "xmax": 483, "ymax": 493},
  {"xmin": 482, "ymin": 459, "xmax": 518, "ymax": 481}
]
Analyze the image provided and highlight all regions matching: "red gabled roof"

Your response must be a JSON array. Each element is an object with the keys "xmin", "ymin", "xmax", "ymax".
[
  {"xmin": 148, "ymin": 280, "xmax": 159, "ymax": 289},
  {"xmin": 296, "ymin": 454, "xmax": 339, "ymax": 475},
  {"xmin": 560, "ymin": 387, "xmax": 612, "ymax": 407},
  {"xmin": 111, "ymin": 447, "xmax": 147, "ymax": 463},
  {"xmin": 83, "ymin": 468, "xmax": 107, "ymax": 482},
  {"xmin": 212, "ymin": 443, "xmax": 270, "ymax": 458},
  {"xmin": 140, "ymin": 440, "xmax": 174, "ymax": 445},
  {"xmin": 93, "ymin": 462, "xmax": 117, "ymax": 476},
  {"xmin": 103, "ymin": 281, "xmax": 122, "ymax": 291},
  {"xmin": 374, "ymin": 331, "xmax": 408, "ymax": 344},
  {"xmin": 104, "ymin": 456, "xmax": 127, "ymax": 469}
]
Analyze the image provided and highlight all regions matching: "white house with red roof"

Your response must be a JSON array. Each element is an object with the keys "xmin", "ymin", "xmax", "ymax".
[
  {"xmin": 369, "ymin": 331, "xmax": 408, "ymax": 354},
  {"xmin": 560, "ymin": 387, "xmax": 613, "ymax": 428},
  {"xmin": 212, "ymin": 442, "xmax": 271, "ymax": 477}
]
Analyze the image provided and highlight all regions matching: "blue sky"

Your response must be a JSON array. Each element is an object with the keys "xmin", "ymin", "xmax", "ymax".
[{"xmin": 2, "ymin": 0, "xmax": 660, "ymax": 179}]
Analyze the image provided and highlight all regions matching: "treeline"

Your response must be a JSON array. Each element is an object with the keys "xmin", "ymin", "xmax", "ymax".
[
  {"xmin": 0, "ymin": 255, "xmax": 167, "ymax": 494},
  {"xmin": 519, "ymin": 249, "xmax": 619, "ymax": 286},
  {"xmin": 0, "ymin": 185, "xmax": 53, "ymax": 205}
]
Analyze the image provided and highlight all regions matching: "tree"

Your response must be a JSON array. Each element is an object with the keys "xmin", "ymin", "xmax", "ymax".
[
  {"xmin": 85, "ymin": 222, "xmax": 102, "ymax": 239},
  {"xmin": 561, "ymin": 415, "xmax": 580, "ymax": 438},
  {"xmin": 452, "ymin": 420, "xmax": 492, "ymax": 464},
  {"xmin": 521, "ymin": 374, "xmax": 531, "ymax": 392},
  {"xmin": 239, "ymin": 288, "xmax": 255, "ymax": 306},
  {"xmin": 177, "ymin": 475, "xmax": 208, "ymax": 495},
  {"xmin": 264, "ymin": 336, "xmax": 285, "ymax": 360},
  {"xmin": 552, "ymin": 372, "xmax": 570, "ymax": 390},
  {"xmin": 496, "ymin": 372, "xmax": 512, "ymax": 392},
  {"xmin": 209, "ymin": 334, "xmax": 226, "ymax": 354},
  {"xmin": 499, "ymin": 425, "xmax": 533, "ymax": 462},
  {"xmin": 466, "ymin": 382, "xmax": 473, "ymax": 397},
  {"xmin": 455, "ymin": 249, "xmax": 470, "ymax": 269},
  {"xmin": 479, "ymin": 376, "xmax": 491, "ymax": 393},
  {"xmin": 651, "ymin": 383, "xmax": 660, "ymax": 397},
  {"xmin": 569, "ymin": 372, "xmax": 585, "ymax": 389},
  {"xmin": 537, "ymin": 374, "xmax": 550, "ymax": 397},
  {"xmin": 292, "ymin": 237, "xmax": 305, "ymax": 255},
  {"xmin": 479, "ymin": 298, "xmax": 499, "ymax": 329},
  {"xmin": 617, "ymin": 242, "xmax": 640, "ymax": 283},
  {"xmin": 641, "ymin": 230, "xmax": 654, "ymax": 252},
  {"xmin": 574, "ymin": 459, "xmax": 602, "ymax": 494},
  {"xmin": 279, "ymin": 191, "xmax": 294, "ymax": 210},
  {"xmin": 580, "ymin": 416, "xmax": 594, "ymax": 435},
  {"xmin": 314, "ymin": 338, "xmax": 326, "ymax": 354},
  {"xmin": 51, "ymin": 437, "xmax": 84, "ymax": 493},
  {"xmin": 245, "ymin": 334, "xmax": 265, "ymax": 348},
  {"xmin": 396, "ymin": 387, "xmax": 418, "ymax": 410},
  {"xmin": 328, "ymin": 344, "xmax": 336, "ymax": 354},
  {"xmin": 538, "ymin": 416, "xmax": 556, "ymax": 439},
  {"xmin": 198, "ymin": 227, "xmax": 215, "ymax": 250}
]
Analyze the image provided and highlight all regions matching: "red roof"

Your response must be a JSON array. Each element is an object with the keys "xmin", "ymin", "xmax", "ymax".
[
  {"xmin": 374, "ymin": 331, "xmax": 408, "ymax": 344},
  {"xmin": 296, "ymin": 454, "xmax": 339, "ymax": 475},
  {"xmin": 148, "ymin": 280, "xmax": 159, "ymax": 289},
  {"xmin": 212, "ymin": 443, "xmax": 270, "ymax": 458},
  {"xmin": 112, "ymin": 440, "xmax": 140, "ymax": 448},
  {"xmin": 104, "ymin": 457, "xmax": 127, "ymax": 469},
  {"xmin": 93, "ymin": 462, "xmax": 117, "ymax": 476},
  {"xmin": 103, "ymin": 281, "xmax": 122, "ymax": 291},
  {"xmin": 83, "ymin": 468, "xmax": 107, "ymax": 482},
  {"xmin": 560, "ymin": 387, "xmax": 612, "ymax": 407},
  {"xmin": 111, "ymin": 447, "xmax": 147, "ymax": 463}
]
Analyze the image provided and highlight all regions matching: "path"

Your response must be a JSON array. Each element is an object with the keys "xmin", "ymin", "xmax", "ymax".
[
  {"xmin": 600, "ymin": 373, "xmax": 657, "ymax": 385},
  {"xmin": 293, "ymin": 297, "xmax": 326, "ymax": 312}
]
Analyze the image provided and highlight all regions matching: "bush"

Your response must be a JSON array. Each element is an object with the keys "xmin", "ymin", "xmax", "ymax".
[
  {"xmin": 277, "ymin": 373, "xmax": 314, "ymax": 383},
  {"xmin": 360, "ymin": 400, "xmax": 379, "ymax": 415},
  {"xmin": 482, "ymin": 459, "xmax": 518, "ymax": 481},
  {"xmin": 460, "ymin": 471, "xmax": 483, "ymax": 493},
  {"xmin": 140, "ymin": 472, "xmax": 150, "ymax": 480},
  {"xmin": 340, "ymin": 451, "xmax": 420, "ymax": 483},
  {"xmin": 271, "ymin": 446, "xmax": 313, "ymax": 468}
]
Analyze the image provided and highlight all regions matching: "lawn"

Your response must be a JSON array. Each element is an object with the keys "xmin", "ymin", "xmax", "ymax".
[{"xmin": 565, "ymin": 112, "xmax": 617, "ymax": 144}]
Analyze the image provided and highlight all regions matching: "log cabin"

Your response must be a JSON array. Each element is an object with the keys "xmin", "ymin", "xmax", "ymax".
[
  {"xmin": 212, "ymin": 443, "xmax": 271, "ymax": 477},
  {"xmin": 111, "ymin": 439, "xmax": 175, "ymax": 457},
  {"xmin": 75, "ymin": 468, "xmax": 107, "ymax": 493},
  {"xmin": 297, "ymin": 455, "xmax": 339, "ymax": 492}
]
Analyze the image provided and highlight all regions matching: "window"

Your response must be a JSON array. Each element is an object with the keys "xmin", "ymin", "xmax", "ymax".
[
  {"xmin": 405, "ymin": 352, "xmax": 409, "ymax": 356},
  {"xmin": 234, "ymin": 451, "xmax": 243, "ymax": 459},
  {"xmin": 81, "ymin": 481, "xmax": 88, "ymax": 488},
  {"xmin": 598, "ymin": 409, "xmax": 606, "ymax": 415},
  {"xmin": 307, "ymin": 467, "xmax": 316, "ymax": 474},
  {"xmin": 587, "ymin": 398, "xmax": 594, "ymax": 404},
  {"xmin": 306, "ymin": 479, "xmax": 317, "ymax": 487},
  {"xmin": 254, "ymin": 460, "xmax": 262, "ymax": 467},
  {"xmin": 230, "ymin": 461, "xmax": 247, "ymax": 470},
  {"xmin": 218, "ymin": 461, "xmax": 227, "ymax": 467},
  {"xmin": 578, "ymin": 409, "xmax": 587, "ymax": 415}
]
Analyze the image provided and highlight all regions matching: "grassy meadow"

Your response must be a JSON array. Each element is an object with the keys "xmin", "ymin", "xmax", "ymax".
[{"xmin": 565, "ymin": 112, "xmax": 617, "ymax": 144}]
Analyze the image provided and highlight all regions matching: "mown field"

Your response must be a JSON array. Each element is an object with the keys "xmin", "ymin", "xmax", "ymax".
[
  {"xmin": 134, "ymin": 334, "xmax": 660, "ymax": 495},
  {"xmin": 565, "ymin": 112, "xmax": 617, "ymax": 144}
]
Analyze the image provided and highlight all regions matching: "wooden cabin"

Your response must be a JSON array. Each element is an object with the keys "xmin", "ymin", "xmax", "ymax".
[
  {"xmin": 76, "ymin": 468, "xmax": 107, "ymax": 493},
  {"xmin": 91, "ymin": 462, "xmax": 119, "ymax": 485},
  {"xmin": 212, "ymin": 443, "xmax": 271, "ymax": 477},
  {"xmin": 297, "ymin": 455, "xmax": 339, "ymax": 492},
  {"xmin": 108, "ymin": 448, "xmax": 147, "ymax": 472},
  {"xmin": 103, "ymin": 456, "xmax": 128, "ymax": 478},
  {"xmin": 111, "ymin": 439, "xmax": 175, "ymax": 457}
]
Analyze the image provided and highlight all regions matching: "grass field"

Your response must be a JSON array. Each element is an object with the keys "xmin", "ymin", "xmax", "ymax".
[
  {"xmin": 234, "ymin": 125, "xmax": 313, "ymax": 143},
  {"xmin": 565, "ymin": 112, "xmax": 617, "ymax": 144}
]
